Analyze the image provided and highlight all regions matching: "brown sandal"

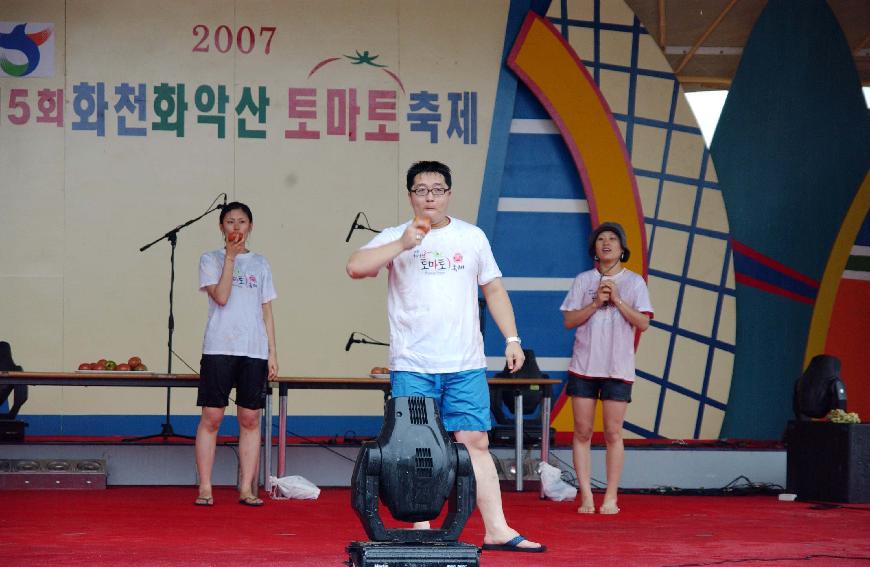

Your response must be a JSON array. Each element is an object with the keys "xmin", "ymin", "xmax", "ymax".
[
  {"xmin": 238, "ymin": 495, "xmax": 264, "ymax": 507},
  {"xmin": 194, "ymin": 496, "xmax": 214, "ymax": 507}
]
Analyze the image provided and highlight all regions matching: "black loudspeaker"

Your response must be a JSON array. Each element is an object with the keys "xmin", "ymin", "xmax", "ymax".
[{"xmin": 785, "ymin": 420, "xmax": 870, "ymax": 503}]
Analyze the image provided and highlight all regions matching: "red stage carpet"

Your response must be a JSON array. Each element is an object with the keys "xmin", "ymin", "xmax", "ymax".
[{"xmin": 1, "ymin": 487, "xmax": 868, "ymax": 566}]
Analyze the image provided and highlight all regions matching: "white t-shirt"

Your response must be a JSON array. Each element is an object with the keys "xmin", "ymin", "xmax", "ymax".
[
  {"xmin": 362, "ymin": 217, "xmax": 501, "ymax": 373},
  {"xmin": 199, "ymin": 250, "xmax": 277, "ymax": 360},
  {"xmin": 560, "ymin": 268, "xmax": 653, "ymax": 382}
]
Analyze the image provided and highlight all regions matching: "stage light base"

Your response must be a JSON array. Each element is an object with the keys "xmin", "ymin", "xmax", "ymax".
[{"xmin": 346, "ymin": 541, "xmax": 480, "ymax": 567}]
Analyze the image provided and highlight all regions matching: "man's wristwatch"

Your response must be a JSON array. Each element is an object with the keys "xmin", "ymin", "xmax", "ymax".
[{"xmin": 505, "ymin": 336, "xmax": 522, "ymax": 346}]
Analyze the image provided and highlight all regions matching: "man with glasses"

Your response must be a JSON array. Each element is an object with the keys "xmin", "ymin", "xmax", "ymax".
[{"xmin": 346, "ymin": 161, "xmax": 545, "ymax": 553}]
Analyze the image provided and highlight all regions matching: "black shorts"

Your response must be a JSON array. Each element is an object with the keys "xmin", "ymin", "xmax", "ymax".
[
  {"xmin": 197, "ymin": 354, "xmax": 268, "ymax": 410},
  {"xmin": 566, "ymin": 373, "xmax": 633, "ymax": 403}
]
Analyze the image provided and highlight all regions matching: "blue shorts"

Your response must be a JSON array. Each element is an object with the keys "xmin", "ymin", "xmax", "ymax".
[{"xmin": 390, "ymin": 368, "xmax": 490, "ymax": 432}]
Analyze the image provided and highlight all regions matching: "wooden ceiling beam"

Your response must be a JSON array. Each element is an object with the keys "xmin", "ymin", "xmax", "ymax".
[
  {"xmin": 658, "ymin": 0, "xmax": 667, "ymax": 49},
  {"xmin": 674, "ymin": 0, "xmax": 740, "ymax": 75},
  {"xmin": 677, "ymin": 75, "xmax": 732, "ymax": 87}
]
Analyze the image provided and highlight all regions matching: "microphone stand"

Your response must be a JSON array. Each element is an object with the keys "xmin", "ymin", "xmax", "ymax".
[{"xmin": 124, "ymin": 203, "xmax": 223, "ymax": 442}]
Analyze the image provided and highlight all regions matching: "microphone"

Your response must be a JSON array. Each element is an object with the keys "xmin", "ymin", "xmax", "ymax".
[
  {"xmin": 345, "ymin": 332, "xmax": 358, "ymax": 351},
  {"xmin": 345, "ymin": 212, "xmax": 382, "ymax": 242},
  {"xmin": 345, "ymin": 331, "xmax": 389, "ymax": 351},
  {"xmin": 215, "ymin": 194, "xmax": 228, "ymax": 209},
  {"xmin": 345, "ymin": 212, "xmax": 362, "ymax": 243}
]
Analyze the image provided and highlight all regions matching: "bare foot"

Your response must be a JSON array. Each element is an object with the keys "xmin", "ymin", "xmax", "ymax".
[
  {"xmin": 577, "ymin": 492, "xmax": 595, "ymax": 513},
  {"xmin": 599, "ymin": 501, "xmax": 620, "ymax": 514}
]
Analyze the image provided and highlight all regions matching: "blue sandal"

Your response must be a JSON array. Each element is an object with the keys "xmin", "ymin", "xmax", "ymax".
[{"xmin": 482, "ymin": 535, "xmax": 546, "ymax": 553}]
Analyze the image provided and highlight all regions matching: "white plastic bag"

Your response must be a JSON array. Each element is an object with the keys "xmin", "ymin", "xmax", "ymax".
[
  {"xmin": 538, "ymin": 462, "xmax": 577, "ymax": 501},
  {"xmin": 269, "ymin": 475, "xmax": 321, "ymax": 500}
]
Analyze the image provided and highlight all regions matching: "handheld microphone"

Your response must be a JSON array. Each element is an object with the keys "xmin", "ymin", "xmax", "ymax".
[
  {"xmin": 345, "ymin": 332, "xmax": 358, "ymax": 351},
  {"xmin": 345, "ymin": 212, "xmax": 362, "ymax": 243}
]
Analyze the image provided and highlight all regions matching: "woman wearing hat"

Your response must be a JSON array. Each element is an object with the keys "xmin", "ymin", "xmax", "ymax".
[{"xmin": 560, "ymin": 222, "xmax": 653, "ymax": 514}]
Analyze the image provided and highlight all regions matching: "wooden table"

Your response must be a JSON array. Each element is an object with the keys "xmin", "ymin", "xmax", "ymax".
[
  {"xmin": 0, "ymin": 371, "xmax": 199, "ymax": 388},
  {"xmin": 270, "ymin": 376, "xmax": 562, "ymax": 494},
  {"xmin": 0, "ymin": 372, "xmax": 561, "ymax": 494}
]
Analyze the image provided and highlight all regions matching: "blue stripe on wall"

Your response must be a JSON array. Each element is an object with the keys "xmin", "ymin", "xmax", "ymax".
[
  {"xmin": 513, "ymin": 82, "xmax": 556, "ymax": 119},
  {"xmin": 856, "ymin": 212, "xmax": 870, "ymax": 246},
  {"xmin": 17, "ymin": 414, "xmax": 387, "ymax": 438},
  {"xmin": 492, "ymin": 212, "xmax": 591, "ymax": 277},
  {"xmin": 732, "ymin": 250, "xmax": 818, "ymax": 299},
  {"xmin": 485, "ymin": 291, "xmax": 577, "ymax": 358},
  {"xmin": 501, "ymin": 135, "xmax": 583, "ymax": 199}
]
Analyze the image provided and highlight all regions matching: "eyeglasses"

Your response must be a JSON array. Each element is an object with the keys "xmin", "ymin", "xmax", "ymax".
[{"xmin": 410, "ymin": 185, "xmax": 450, "ymax": 197}]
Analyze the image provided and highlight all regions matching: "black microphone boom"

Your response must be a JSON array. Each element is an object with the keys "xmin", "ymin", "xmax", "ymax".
[
  {"xmin": 345, "ymin": 331, "xmax": 388, "ymax": 351},
  {"xmin": 345, "ymin": 212, "xmax": 362, "ymax": 243},
  {"xmin": 345, "ymin": 211, "xmax": 382, "ymax": 242},
  {"xmin": 345, "ymin": 332, "xmax": 358, "ymax": 351}
]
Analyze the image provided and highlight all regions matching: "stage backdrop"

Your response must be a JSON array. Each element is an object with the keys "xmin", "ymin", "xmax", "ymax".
[
  {"xmin": 2, "ymin": 0, "xmax": 862, "ymax": 440},
  {"xmin": 1, "ymin": 0, "xmax": 508, "ymax": 437}
]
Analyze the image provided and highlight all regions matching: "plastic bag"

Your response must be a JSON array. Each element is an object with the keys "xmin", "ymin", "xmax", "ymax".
[
  {"xmin": 538, "ymin": 462, "xmax": 577, "ymax": 501},
  {"xmin": 269, "ymin": 475, "xmax": 321, "ymax": 500}
]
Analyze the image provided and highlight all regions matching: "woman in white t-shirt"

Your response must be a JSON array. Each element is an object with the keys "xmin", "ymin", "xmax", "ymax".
[
  {"xmin": 560, "ymin": 222, "xmax": 652, "ymax": 515},
  {"xmin": 194, "ymin": 202, "xmax": 278, "ymax": 507}
]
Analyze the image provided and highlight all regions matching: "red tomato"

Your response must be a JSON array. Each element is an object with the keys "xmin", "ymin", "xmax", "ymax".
[
  {"xmin": 116, "ymin": 363, "xmax": 131, "ymax": 371},
  {"xmin": 92, "ymin": 360, "xmax": 106, "ymax": 370},
  {"xmin": 128, "ymin": 356, "xmax": 142, "ymax": 368},
  {"xmin": 78, "ymin": 363, "xmax": 90, "ymax": 370},
  {"xmin": 415, "ymin": 216, "xmax": 432, "ymax": 234}
]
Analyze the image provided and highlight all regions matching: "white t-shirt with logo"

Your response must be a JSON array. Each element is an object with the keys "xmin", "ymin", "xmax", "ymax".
[
  {"xmin": 560, "ymin": 268, "xmax": 653, "ymax": 382},
  {"xmin": 362, "ymin": 217, "xmax": 501, "ymax": 373},
  {"xmin": 199, "ymin": 250, "xmax": 277, "ymax": 360}
]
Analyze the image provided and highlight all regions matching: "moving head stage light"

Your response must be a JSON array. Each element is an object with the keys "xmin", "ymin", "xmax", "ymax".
[
  {"xmin": 793, "ymin": 354, "xmax": 847, "ymax": 420},
  {"xmin": 348, "ymin": 396, "xmax": 480, "ymax": 567}
]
